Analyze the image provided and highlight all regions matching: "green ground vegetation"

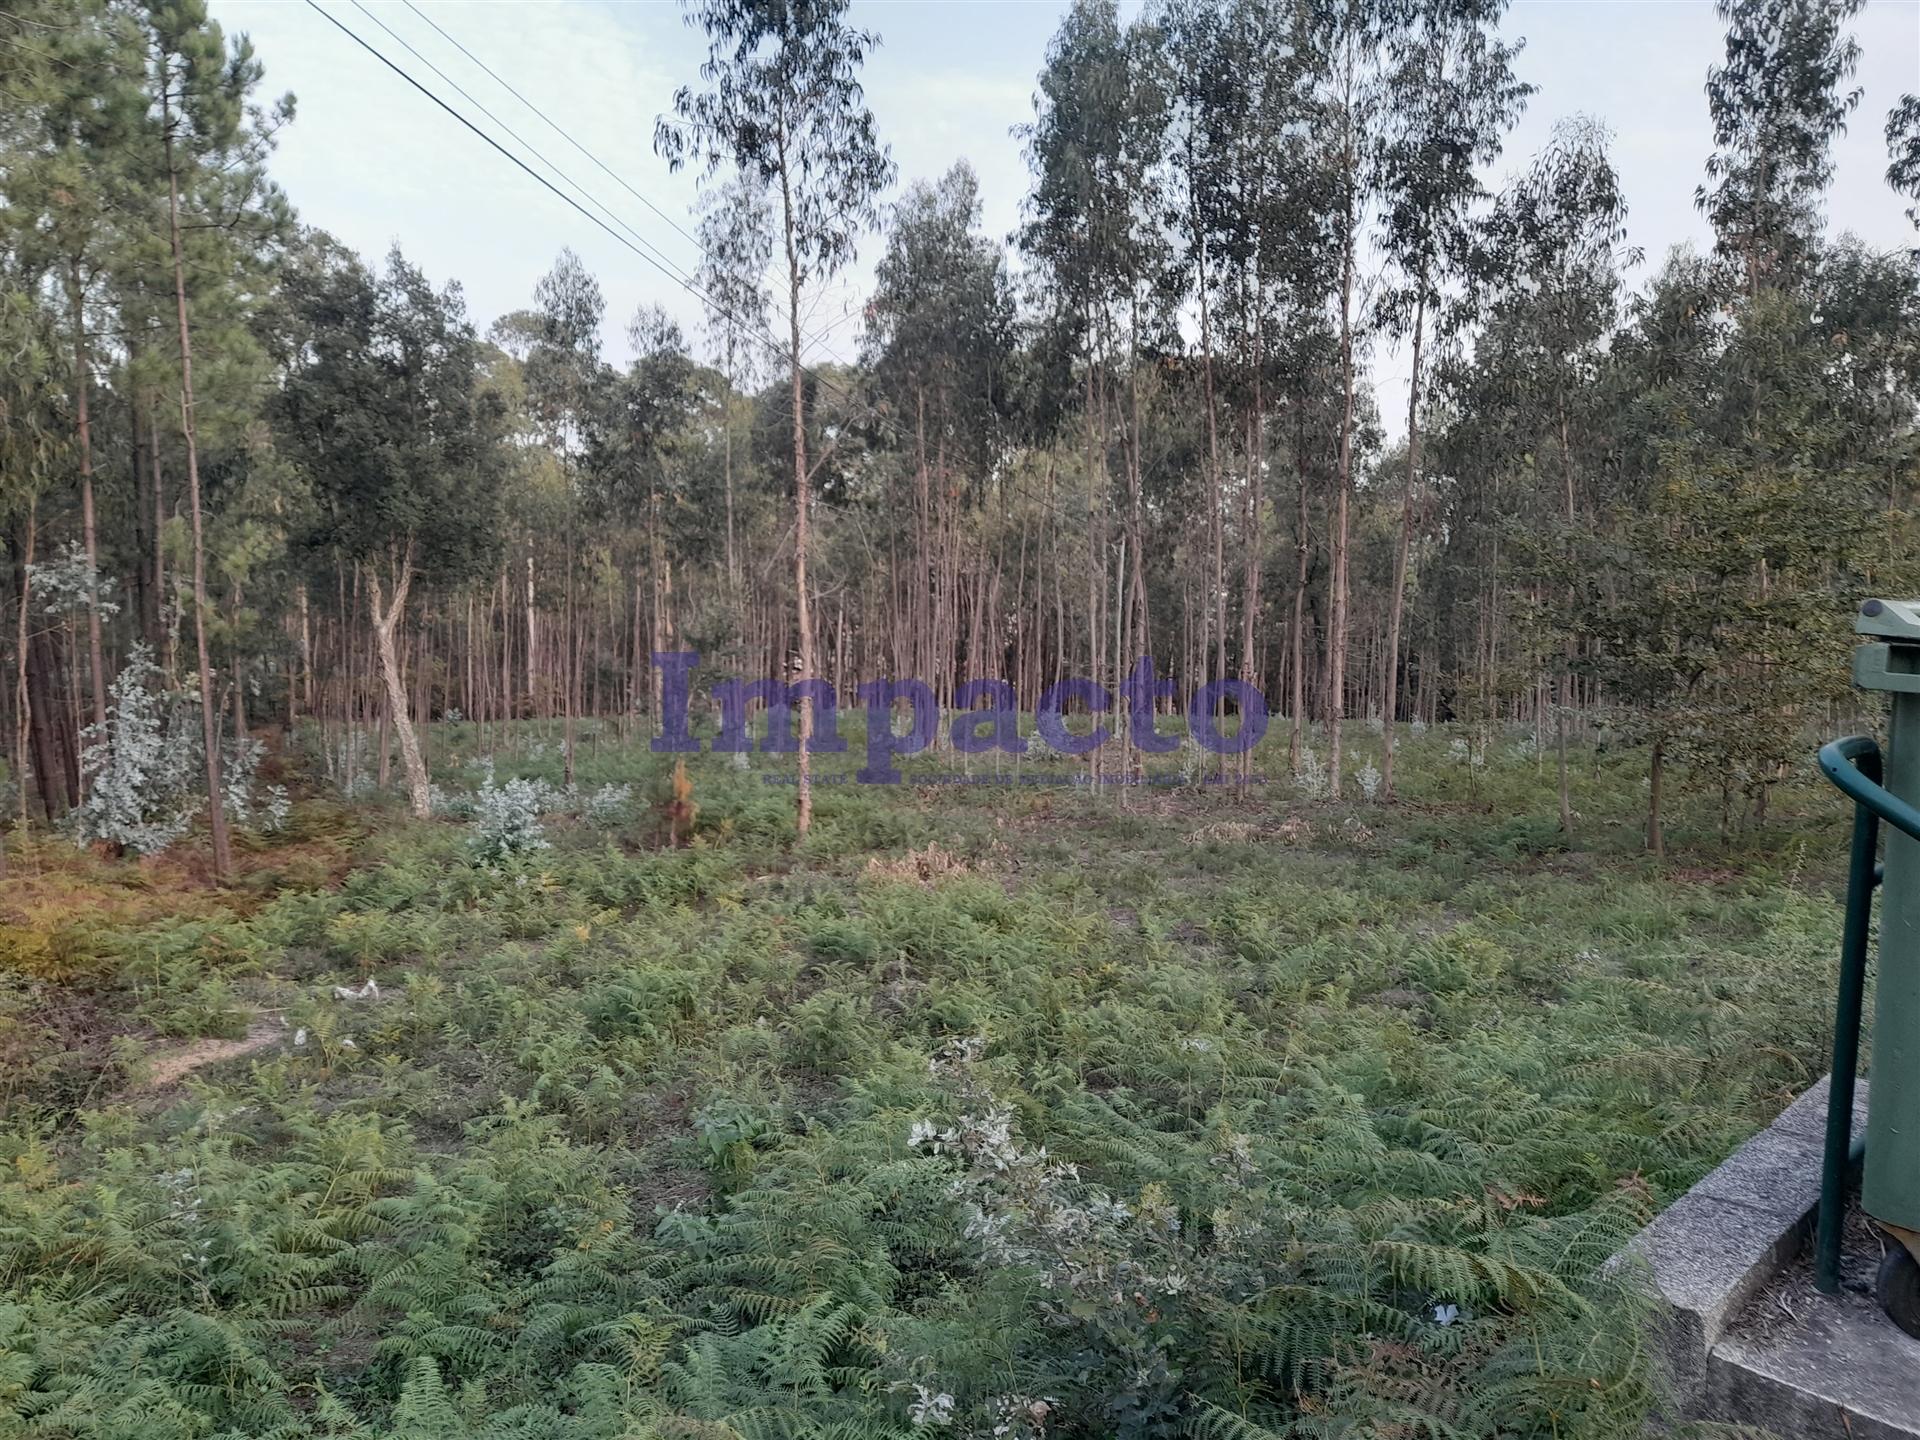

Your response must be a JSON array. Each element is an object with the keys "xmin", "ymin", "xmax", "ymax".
[{"xmin": 0, "ymin": 721, "xmax": 1841, "ymax": 1438}]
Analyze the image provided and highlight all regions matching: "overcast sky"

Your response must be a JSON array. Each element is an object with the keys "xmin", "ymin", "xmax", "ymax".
[{"xmin": 217, "ymin": 0, "xmax": 1920, "ymax": 433}]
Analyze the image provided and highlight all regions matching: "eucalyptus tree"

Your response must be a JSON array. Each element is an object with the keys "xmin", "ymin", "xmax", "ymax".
[
  {"xmin": 1813, "ymin": 237, "xmax": 1920, "ymax": 589},
  {"xmin": 1221, "ymin": 0, "xmax": 1328, "ymax": 768},
  {"xmin": 525, "ymin": 249, "xmax": 605, "ymax": 786},
  {"xmin": 1158, "ymin": 0, "xmax": 1232, "ymax": 710},
  {"xmin": 277, "ymin": 242, "xmax": 504, "ymax": 818},
  {"xmin": 1022, "ymin": 0, "xmax": 1130, "ymax": 706},
  {"xmin": 1307, "ymin": 0, "xmax": 1394, "ymax": 796},
  {"xmin": 863, "ymin": 162, "xmax": 1016, "ymax": 700},
  {"xmin": 657, "ymin": 0, "xmax": 895, "ymax": 837},
  {"xmin": 1461, "ymin": 248, "xmax": 1712, "ymax": 852},
  {"xmin": 1158, "ymin": 0, "xmax": 1309, "ymax": 751},
  {"xmin": 1890, "ymin": 94, "xmax": 1920, "ymax": 228},
  {"xmin": 1698, "ymin": 0, "xmax": 1864, "ymax": 296},
  {"xmin": 1021, "ymin": 0, "xmax": 1171, "ymax": 766},
  {"xmin": 1, "ymin": 1, "xmax": 77, "ymax": 823},
  {"xmin": 693, "ymin": 176, "xmax": 773, "ymax": 594},
  {"xmin": 588, "ymin": 305, "xmax": 703, "ymax": 718},
  {"xmin": 0, "ymin": 291, "xmax": 76, "ymax": 824},
  {"xmin": 1650, "ymin": 0, "xmax": 1872, "ymax": 830},
  {"xmin": 1479, "ymin": 118, "xmax": 1630, "ymax": 829},
  {"xmin": 1372, "ymin": 0, "xmax": 1529, "ymax": 797}
]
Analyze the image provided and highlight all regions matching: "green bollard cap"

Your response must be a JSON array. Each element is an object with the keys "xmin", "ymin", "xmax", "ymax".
[{"xmin": 1857, "ymin": 599, "xmax": 1920, "ymax": 642}]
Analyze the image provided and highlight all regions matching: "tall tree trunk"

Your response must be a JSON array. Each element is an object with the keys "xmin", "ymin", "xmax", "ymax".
[
  {"xmin": 1240, "ymin": 315, "xmax": 1266, "ymax": 788},
  {"xmin": 1329, "ymin": 237, "xmax": 1356, "ymax": 794},
  {"xmin": 650, "ymin": 473, "xmax": 668, "ymax": 720},
  {"xmin": 525, "ymin": 548, "xmax": 537, "ymax": 719},
  {"xmin": 131, "ymin": 388, "xmax": 155, "ymax": 647},
  {"xmin": 563, "ymin": 475, "xmax": 576, "ymax": 787},
  {"xmin": 369, "ymin": 555, "xmax": 431, "ymax": 819},
  {"xmin": 67, "ymin": 265, "xmax": 107, "ymax": 730},
  {"xmin": 163, "ymin": 73, "xmax": 232, "ymax": 881},
  {"xmin": 151, "ymin": 392, "xmax": 172, "ymax": 670},
  {"xmin": 1556, "ymin": 400, "xmax": 1576, "ymax": 837},
  {"xmin": 1190, "ymin": 147, "xmax": 1228, "ymax": 760},
  {"xmin": 1125, "ymin": 294, "xmax": 1150, "ymax": 698},
  {"xmin": 1290, "ymin": 417, "xmax": 1310, "ymax": 772},
  {"xmin": 1647, "ymin": 736, "xmax": 1665, "ymax": 859},
  {"xmin": 1084, "ymin": 327, "xmax": 1104, "ymax": 782},
  {"xmin": 1380, "ymin": 292, "xmax": 1425, "ymax": 800},
  {"xmin": 297, "ymin": 582, "xmax": 313, "ymax": 720},
  {"xmin": 499, "ymin": 567, "xmax": 512, "ymax": 729},
  {"xmin": 723, "ymin": 383, "xmax": 738, "ymax": 597},
  {"xmin": 15, "ymin": 503, "xmax": 39, "ymax": 824},
  {"xmin": 779, "ymin": 141, "xmax": 814, "ymax": 837},
  {"xmin": 27, "ymin": 625, "xmax": 80, "ymax": 820},
  {"xmin": 1327, "ymin": 33, "xmax": 1364, "ymax": 801}
]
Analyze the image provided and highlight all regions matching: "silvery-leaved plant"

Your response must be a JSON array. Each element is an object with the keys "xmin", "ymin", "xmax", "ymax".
[
  {"xmin": 1295, "ymin": 745, "xmax": 1331, "ymax": 801},
  {"xmin": 429, "ymin": 783, "xmax": 477, "ymax": 820},
  {"xmin": 218, "ymin": 735, "xmax": 289, "ymax": 833},
  {"xmin": 904, "ymin": 1038, "xmax": 1271, "ymax": 1432},
  {"xmin": 469, "ymin": 777, "xmax": 555, "ymax": 862},
  {"xmin": 1355, "ymin": 758, "xmax": 1382, "ymax": 801},
  {"xmin": 69, "ymin": 650, "xmax": 290, "ymax": 852},
  {"xmin": 28, "ymin": 540, "xmax": 119, "ymax": 619},
  {"xmin": 584, "ymin": 782, "xmax": 634, "ymax": 824},
  {"xmin": 221, "ymin": 737, "xmax": 262, "ymax": 823},
  {"xmin": 903, "ymin": 1385, "xmax": 955, "ymax": 1428},
  {"xmin": 1177, "ymin": 734, "xmax": 1208, "ymax": 788},
  {"xmin": 66, "ymin": 645, "xmax": 201, "ymax": 855}
]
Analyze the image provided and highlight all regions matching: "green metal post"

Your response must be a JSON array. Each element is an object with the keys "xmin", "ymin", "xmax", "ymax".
[
  {"xmin": 1852, "ymin": 602, "xmax": 1920, "ymax": 1240},
  {"xmin": 1816, "ymin": 736, "xmax": 1880, "ymax": 1293}
]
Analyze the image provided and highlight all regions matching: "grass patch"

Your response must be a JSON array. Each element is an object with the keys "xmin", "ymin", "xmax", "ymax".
[{"xmin": 0, "ymin": 720, "xmax": 1849, "ymax": 1437}]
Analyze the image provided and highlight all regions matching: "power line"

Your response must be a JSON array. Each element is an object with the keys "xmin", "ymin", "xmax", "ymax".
[
  {"xmin": 345, "ymin": 0, "xmax": 697, "ymax": 303},
  {"xmin": 304, "ymin": 0, "xmax": 908, "ymax": 453},
  {"xmin": 398, "ymin": 2, "xmax": 709, "ymax": 278},
  {"xmin": 304, "ymin": 1, "xmax": 727, "ymax": 315},
  {"xmin": 393, "ymin": 0, "xmax": 869, "ymax": 369}
]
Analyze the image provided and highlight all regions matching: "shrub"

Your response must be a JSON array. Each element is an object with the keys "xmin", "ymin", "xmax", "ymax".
[
  {"xmin": 1355, "ymin": 758, "xmax": 1383, "ymax": 801},
  {"xmin": 66, "ymin": 648, "xmax": 287, "ymax": 853},
  {"xmin": 65, "ymin": 645, "xmax": 200, "ymax": 855},
  {"xmin": 469, "ymin": 777, "xmax": 555, "ymax": 862},
  {"xmin": 221, "ymin": 737, "xmax": 289, "ymax": 833},
  {"xmin": 584, "ymin": 781, "xmax": 634, "ymax": 825},
  {"xmin": 1295, "ymin": 745, "xmax": 1331, "ymax": 802}
]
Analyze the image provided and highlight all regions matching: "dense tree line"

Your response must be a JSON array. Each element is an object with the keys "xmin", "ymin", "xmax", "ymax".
[{"xmin": 4, "ymin": 0, "xmax": 1918, "ymax": 862}]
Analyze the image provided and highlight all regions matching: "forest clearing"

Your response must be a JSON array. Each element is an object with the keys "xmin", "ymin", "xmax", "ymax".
[
  {"xmin": 4, "ymin": 0, "xmax": 1919, "ymax": 1431},
  {"xmin": 0, "ymin": 722, "xmax": 1854, "ymax": 1435}
]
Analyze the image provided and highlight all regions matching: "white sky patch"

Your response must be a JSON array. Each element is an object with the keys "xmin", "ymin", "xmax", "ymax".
[{"xmin": 221, "ymin": 0, "xmax": 1919, "ymax": 441}]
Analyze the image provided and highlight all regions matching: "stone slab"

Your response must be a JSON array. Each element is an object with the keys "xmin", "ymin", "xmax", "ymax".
[
  {"xmin": 1773, "ymin": 1075, "xmax": 1871, "ymax": 1144},
  {"xmin": 1712, "ymin": 1278, "xmax": 1920, "ymax": 1439},
  {"xmin": 1631, "ymin": 1189, "xmax": 1812, "ymax": 1396},
  {"xmin": 1627, "ymin": 1075, "xmax": 1920, "ymax": 1436}
]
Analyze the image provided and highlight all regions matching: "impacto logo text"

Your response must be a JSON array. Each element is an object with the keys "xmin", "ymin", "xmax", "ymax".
[{"xmin": 646, "ymin": 652, "xmax": 1267, "ymax": 784}]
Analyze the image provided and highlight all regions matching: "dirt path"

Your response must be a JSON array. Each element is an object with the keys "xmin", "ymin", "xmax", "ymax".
[{"xmin": 133, "ymin": 1013, "xmax": 285, "ymax": 1094}]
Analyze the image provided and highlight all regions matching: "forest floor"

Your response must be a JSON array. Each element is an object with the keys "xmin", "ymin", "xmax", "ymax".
[{"xmin": 0, "ymin": 718, "xmax": 1859, "ymax": 1436}]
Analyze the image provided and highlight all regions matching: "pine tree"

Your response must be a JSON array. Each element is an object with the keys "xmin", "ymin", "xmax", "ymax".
[{"xmin": 140, "ymin": 0, "xmax": 293, "ymax": 878}]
